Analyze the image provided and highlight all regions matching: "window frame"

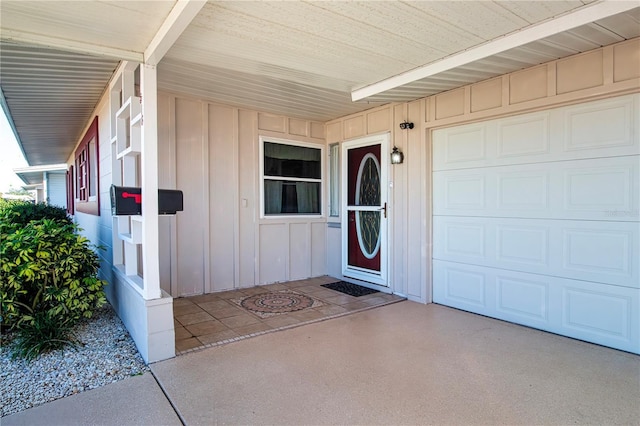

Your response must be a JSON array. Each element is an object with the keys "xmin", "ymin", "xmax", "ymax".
[
  {"xmin": 65, "ymin": 165, "xmax": 74, "ymax": 215},
  {"xmin": 328, "ymin": 142, "xmax": 340, "ymax": 218},
  {"xmin": 74, "ymin": 116, "xmax": 100, "ymax": 215},
  {"xmin": 259, "ymin": 136, "xmax": 324, "ymax": 219}
]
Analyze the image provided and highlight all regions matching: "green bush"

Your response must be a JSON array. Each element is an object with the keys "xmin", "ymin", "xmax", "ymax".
[
  {"xmin": 9, "ymin": 311, "xmax": 78, "ymax": 360},
  {"xmin": 1, "ymin": 202, "xmax": 106, "ymax": 359},
  {"xmin": 0, "ymin": 201, "xmax": 72, "ymax": 227}
]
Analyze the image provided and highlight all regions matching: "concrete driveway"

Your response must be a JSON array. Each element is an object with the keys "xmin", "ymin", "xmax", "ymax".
[{"xmin": 5, "ymin": 301, "xmax": 639, "ymax": 425}]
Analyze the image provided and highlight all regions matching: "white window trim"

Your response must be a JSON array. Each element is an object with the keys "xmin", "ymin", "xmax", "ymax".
[
  {"xmin": 328, "ymin": 142, "xmax": 340, "ymax": 219},
  {"xmin": 259, "ymin": 136, "xmax": 325, "ymax": 219}
]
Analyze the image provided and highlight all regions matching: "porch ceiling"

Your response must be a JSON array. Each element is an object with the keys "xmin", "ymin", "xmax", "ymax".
[
  {"xmin": 1, "ymin": 1, "xmax": 638, "ymax": 167},
  {"xmin": 13, "ymin": 163, "xmax": 67, "ymax": 186}
]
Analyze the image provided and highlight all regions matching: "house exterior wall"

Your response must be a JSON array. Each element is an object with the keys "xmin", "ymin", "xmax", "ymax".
[
  {"xmin": 71, "ymin": 75, "xmax": 174, "ymax": 363},
  {"xmin": 62, "ymin": 37, "xmax": 638, "ymax": 362},
  {"xmin": 73, "ymin": 96, "xmax": 111, "ymax": 284},
  {"xmin": 45, "ymin": 172, "xmax": 67, "ymax": 209},
  {"xmin": 157, "ymin": 93, "xmax": 327, "ymax": 297},
  {"xmin": 326, "ymin": 37, "xmax": 640, "ymax": 303}
]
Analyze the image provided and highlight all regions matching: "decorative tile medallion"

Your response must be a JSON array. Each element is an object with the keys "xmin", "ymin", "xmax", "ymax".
[{"xmin": 233, "ymin": 291, "xmax": 323, "ymax": 318}]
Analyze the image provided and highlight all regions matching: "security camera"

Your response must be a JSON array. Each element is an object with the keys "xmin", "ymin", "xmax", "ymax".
[{"xmin": 399, "ymin": 121, "xmax": 414, "ymax": 130}]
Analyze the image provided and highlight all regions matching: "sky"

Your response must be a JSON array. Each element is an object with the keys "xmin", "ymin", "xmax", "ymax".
[{"xmin": 0, "ymin": 111, "xmax": 28, "ymax": 193}]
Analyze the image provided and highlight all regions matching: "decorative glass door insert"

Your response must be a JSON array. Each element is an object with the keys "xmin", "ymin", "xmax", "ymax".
[{"xmin": 342, "ymin": 134, "xmax": 389, "ymax": 287}]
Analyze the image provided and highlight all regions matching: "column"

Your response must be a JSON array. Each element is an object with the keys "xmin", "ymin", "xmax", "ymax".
[{"xmin": 140, "ymin": 64, "xmax": 161, "ymax": 300}]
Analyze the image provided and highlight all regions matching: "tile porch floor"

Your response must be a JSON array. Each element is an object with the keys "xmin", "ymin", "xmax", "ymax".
[{"xmin": 173, "ymin": 276, "xmax": 404, "ymax": 354}]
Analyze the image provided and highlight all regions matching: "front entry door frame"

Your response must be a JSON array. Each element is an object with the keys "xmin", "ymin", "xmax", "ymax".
[{"xmin": 341, "ymin": 133, "xmax": 390, "ymax": 288}]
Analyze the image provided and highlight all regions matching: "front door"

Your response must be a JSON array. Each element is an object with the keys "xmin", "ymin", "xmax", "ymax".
[{"xmin": 341, "ymin": 133, "xmax": 389, "ymax": 287}]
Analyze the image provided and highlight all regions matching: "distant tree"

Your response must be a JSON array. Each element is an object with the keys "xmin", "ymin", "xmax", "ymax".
[{"xmin": 5, "ymin": 185, "xmax": 31, "ymax": 197}]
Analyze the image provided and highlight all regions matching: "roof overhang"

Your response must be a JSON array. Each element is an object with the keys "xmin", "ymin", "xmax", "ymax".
[
  {"xmin": 21, "ymin": 184, "xmax": 42, "ymax": 191},
  {"xmin": 352, "ymin": 1, "xmax": 640, "ymax": 102},
  {"xmin": 1, "ymin": 0, "xmax": 639, "ymax": 168},
  {"xmin": 14, "ymin": 163, "xmax": 68, "ymax": 185},
  {"xmin": 0, "ymin": 0, "xmax": 206, "ymax": 167}
]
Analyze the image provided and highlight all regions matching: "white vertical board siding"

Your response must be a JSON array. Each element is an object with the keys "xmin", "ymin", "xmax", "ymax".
[
  {"xmin": 238, "ymin": 110, "xmax": 258, "ymax": 287},
  {"xmin": 259, "ymin": 223, "xmax": 288, "ymax": 284},
  {"xmin": 257, "ymin": 220, "xmax": 327, "ymax": 285},
  {"xmin": 432, "ymin": 94, "xmax": 640, "ymax": 354},
  {"xmin": 405, "ymin": 100, "xmax": 429, "ymax": 302},
  {"xmin": 175, "ymin": 98, "xmax": 206, "ymax": 296},
  {"xmin": 209, "ymin": 104, "xmax": 237, "ymax": 292},
  {"xmin": 392, "ymin": 104, "xmax": 408, "ymax": 297},
  {"xmin": 289, "ymin": 223, "xmax": 311, "ymax": 280},
  {"xmin": 46, "ymin": 173, "xmax": 67, "ymax": 208},
  {"xmin": 157, "ymin": 92, "xmax": 177, "ymax": 295},
  {"xmin": 164, "ymin": 97, "xmax": 327, "ymax": 295},
  {"xmin": 326, "ymin": 224, "xmax": 342, "ymax": 278},
  {"xmin": 311, "ymin": 222, "xmax": 327, "ymax": 277},
  {"xmin": 74, "ymin": 100, "xmax": 114, "ymax": 293}
]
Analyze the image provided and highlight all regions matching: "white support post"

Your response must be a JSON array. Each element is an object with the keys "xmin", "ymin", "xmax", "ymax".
[
  {"xmin": 43, "ymin": 172, "xmax": 49, "ymax": 204},
  {"xmin": 140, "ymin": 64, "xmax": 161, "ymax": 300}
]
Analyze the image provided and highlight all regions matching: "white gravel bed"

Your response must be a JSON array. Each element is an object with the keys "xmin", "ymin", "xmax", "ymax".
[{"xmin": 1, "ymin": 304, "xmax": 150, "ymax": 417}]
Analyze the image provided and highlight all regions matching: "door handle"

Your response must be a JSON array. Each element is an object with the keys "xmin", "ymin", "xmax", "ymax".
[{"xmin": 379, "ymin": 202, "xmax": 387, "ymax": 218}]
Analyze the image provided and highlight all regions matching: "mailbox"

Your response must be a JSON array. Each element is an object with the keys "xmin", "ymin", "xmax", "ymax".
[
  {"xmin": 110, "ymin": 185, "xmax": 183, "ymax": 216},
  {"xmin": 111, "ymin": 185, "xmax": 141, "ymax": 215},
  {"xmin": 159, "ymin": 189, "xmax": 183, "ymax": 215}
]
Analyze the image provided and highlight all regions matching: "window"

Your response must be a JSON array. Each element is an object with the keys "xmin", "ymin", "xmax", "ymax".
[
  {"xmin": 261, "ymin": 138, "xmax": 323, "ymax": 216},
  {"xmin": 74, "ymin": 116, "xmax": 100, "ymax": 215},
  {"xmin": 329, "ymin": 143, "xmax": 340, "ymax": 217}
]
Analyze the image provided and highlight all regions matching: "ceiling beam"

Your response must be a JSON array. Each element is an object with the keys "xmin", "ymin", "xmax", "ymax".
[
  {"xmin": 351, "ymin": 1, "xmax": 639, "ymax": 101},
  {"xmin": 0, "ymin": 29, "xmax": 143, "ymax": 63},
  {"xmin": 144, "ymin": 0, "xmax": 207, "ymax": 66}
]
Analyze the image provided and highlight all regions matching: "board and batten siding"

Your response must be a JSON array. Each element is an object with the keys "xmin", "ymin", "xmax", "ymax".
[
  {"xmin": 45, "ymin": 172, "xmax": 67, "ymax": 209},
  {"xmin": 157, "ymin": 93, "xmax": 327, "ymax": 297},
  {"xmin": 71, "ymin": 95, "xmax": 117, "ymax": 298},
  {"xmin": 326, "ymin": 37, "xmax": 640, "ymax": 303}
]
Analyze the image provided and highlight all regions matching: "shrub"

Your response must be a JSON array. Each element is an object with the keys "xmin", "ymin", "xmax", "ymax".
[
  {"xmin": 0, "ymin": 201, "xmax": 72, "ymax": 227},
  {"xmin": 9, "ymin": 311, "xmax": 78, "ymax": 360},
  {"xmin": 1, "ymin": 203, "xmax": 106, "ymax": 359}
]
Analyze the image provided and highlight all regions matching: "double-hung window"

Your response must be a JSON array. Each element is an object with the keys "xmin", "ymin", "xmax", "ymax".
[
  {"xmin": 74, "ymin": 116, "xmax": 100, "ymax": 215},
  {"xmin": 261, "ymin": 138, "xmax": 323, "ymax": 217}
]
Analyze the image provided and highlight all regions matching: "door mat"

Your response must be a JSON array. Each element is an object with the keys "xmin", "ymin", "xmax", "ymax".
[
  {"xmin": 322, "ymin": 281, "xmax": 379, "ymax": 297},
  {"xmin": 231, "ymin": 290, "xmax": 323, "ymax": 318}
]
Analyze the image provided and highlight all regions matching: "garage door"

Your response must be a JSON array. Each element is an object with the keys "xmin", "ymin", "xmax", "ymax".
[{"xmin": 432, "ymin": 94, "xmax": 639, "ymax": 354}]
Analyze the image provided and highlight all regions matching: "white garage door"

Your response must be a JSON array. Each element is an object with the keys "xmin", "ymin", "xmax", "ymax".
[{"xmin": 432, "ymin": 94, "xmax": 640, "ymax": 354}]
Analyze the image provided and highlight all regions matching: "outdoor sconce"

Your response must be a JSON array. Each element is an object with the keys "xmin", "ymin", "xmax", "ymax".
[
  {"xmin": 399, "ymin": 121, "xmax": 414, "ymax": 130},
  {"xmin": 390, "ymin": 146, "xmax": 404, "ymax": 165}
]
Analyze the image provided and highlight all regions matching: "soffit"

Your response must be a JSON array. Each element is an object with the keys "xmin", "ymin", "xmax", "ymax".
[
  {"xmin": 361, "ymin": 6, "xmax": 640, "ymax": 102},
  {"xmin": 160, "ymin": 1, "xmax": 639, "ymax": 118},
  {"xmin": 1, "ymin": 1, "xmax": 639, "ymax": 166},
  {"xmin": 0, "ymin": 42, "xmax": 119, "ymax": 165},
  {"xmin": 0, "ymin": 0, "xmax": 176, "ymax": 166},
  {"xmin": 14, "ymin": 164, "xmax": 67, "ymax": 185},
  {"xmin": 0, "ymin": 0, "xmax": 176, "ymax": 61}
]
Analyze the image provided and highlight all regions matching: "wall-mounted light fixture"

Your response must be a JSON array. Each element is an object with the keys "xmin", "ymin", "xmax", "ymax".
[
  {"xmin": 399, "ymin": 121, "xmax": 414, "ymax": 130},
  {"xmin": 390, "ymin": 146, "xmax": 404, "ymax": 165}
]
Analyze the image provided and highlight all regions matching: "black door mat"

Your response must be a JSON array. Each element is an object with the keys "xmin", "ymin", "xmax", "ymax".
[{"xmin": 322, "ymin": 281, "xmax": 379, "ymax": 297}]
